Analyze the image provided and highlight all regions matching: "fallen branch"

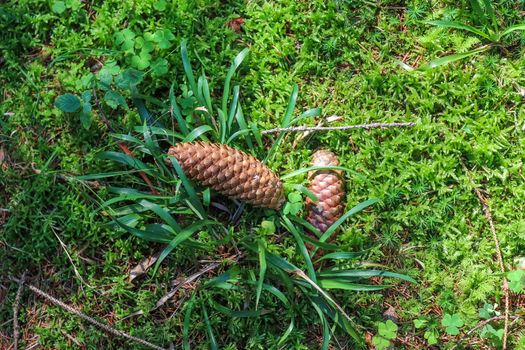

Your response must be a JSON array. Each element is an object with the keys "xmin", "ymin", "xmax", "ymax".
[
  {"xmin": 462, "ymin": 162, "xmax": 510, "ymax": 350},
  {"xmin": 262, "ymin": 122, "xmax": 416, "ymax": 134},
  {"xmin": 450, "ymin": 315, "xmax": 523, "ymax": 350},
  {"xmin": 12, "ymin": 272, "xmax": 26, "ymax": 350},
  {"xmin": 9, "ymin": 277, "xmax": 167, "ymax": 350}
]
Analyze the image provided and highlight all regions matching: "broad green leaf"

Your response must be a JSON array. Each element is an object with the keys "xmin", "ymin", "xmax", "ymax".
[
  {"xmin": 115, "ymin": 68, "xmax": 144, "ymax": 88},
  {"xmin": 104, "ymin": 90, "xmax": 127, "ymax": 109},
  {"xmin": 55, "ymin": 94, "xmax": 81, "ymax": 113}
]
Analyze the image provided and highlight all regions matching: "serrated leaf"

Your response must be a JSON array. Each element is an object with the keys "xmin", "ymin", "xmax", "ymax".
[
  {"xmin": 115, "ymin": 68, "xmax": 144, "ymax": 88},
  {"xmin": 104, "ymin": 90, "xmax": 127, "ymax": 109},
  {"xmin": 80, "ymin": 102, "xmax": 92, "ymax": 129},
  {"xmin": 55, "ymin": 94, "xmax": 81, "ymax": 113}
]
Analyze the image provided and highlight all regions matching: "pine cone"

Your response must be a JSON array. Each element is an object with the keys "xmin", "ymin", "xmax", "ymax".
[
  {"xmin": 168, "ymin": 142, "xmax": 285, "ymax": 209},
  {"xmin": 305, "ymin": 150, "xmax": 345, "ymax": 235}
]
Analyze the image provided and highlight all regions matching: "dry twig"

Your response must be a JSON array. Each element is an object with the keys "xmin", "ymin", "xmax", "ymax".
[
  {"xmin": 462, "ymin": 162, "xmax": 510, "ymax": 349},
  {"xmin": 450, "ymin": 315, "xmax": 523, "ymax": 350},
  {"xmin": 262, "ymin": 121, "xmax": 416, "ymax": 134},
  {"xmin": 9, "ymin": 277, "xmax": 167, "ymax": 350},
  {"xmin": 12, "ymin": 272, "xmax": 26, "ymax": 350}
]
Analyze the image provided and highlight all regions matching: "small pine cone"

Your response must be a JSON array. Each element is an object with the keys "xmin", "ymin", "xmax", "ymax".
[
  {"xmin": 168, "ymin": 142, "xmax": 285, "ymax": 209},
  {"xmin": 305, "ymin": 150, "xmax": 345, "ymax": 235}
]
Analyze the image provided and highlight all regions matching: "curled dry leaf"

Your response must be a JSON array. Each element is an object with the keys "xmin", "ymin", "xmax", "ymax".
[
  {"xmin": 128, "ymin": 253, "xmax": 160, "ymax": 282},
  {"xmin": 226, "ymin": 17, "xmax": 245, "ymax": 33}
]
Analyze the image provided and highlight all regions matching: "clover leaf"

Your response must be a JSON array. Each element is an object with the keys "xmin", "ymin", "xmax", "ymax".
[
  {"xmin": 442, "ymin": 313, "xmax": 463, "ymax": 335},
  {"xmin": 508, "ymin": 270, "xmax": 525, "ymax": 293},
  {"xmin": 152, "ymin": 29, "xmax": 175, "ymax": 49}
]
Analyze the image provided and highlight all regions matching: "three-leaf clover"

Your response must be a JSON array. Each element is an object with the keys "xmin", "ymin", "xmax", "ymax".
[
  {"xmin": 114, "ymin": 29, "xmax": 136, "ymax": 51},
  {"xmin": 479, "ymin": 303, "xmax": 499, "ymax": 320},
  {"xmin": 152, "ymin": 29, "xmax": 175, "ymax": 49},
  {"xmin": 442, "ymin": 313, "xmax": 464, "ymax": 335},
  {"xmin": 283, "ymin": 192, "xmax": 303, "ymax": 216},
  {"xmin": 151, "ymin": 58, "xmax": 169, "ymax": 76},
  {"xmin": 508, "ymin": 270, "xmax": 525, "ymax": 293},
  {"xmin": 424, "ymin": 328, "xmax": 439, "ymax": 345},
  {"xmin": 372, "ymin": 320, "xmax": 398, "ymax": 350}
]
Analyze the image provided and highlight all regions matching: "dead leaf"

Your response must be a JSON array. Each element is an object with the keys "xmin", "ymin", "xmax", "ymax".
[
  {"xmin": 226, "ymin": 17, "xmax": 245, "ymax": 33},
  {"xmin": 128, "ymin": 253, "xmax": 160, "ymax": 282},
  {"xmin": 326, "ymin": 115, "xmax": 343, "ymax": 123},
  {"xmin": 0, "ymin": 148, "xmax": 5, "ymax": 164}
]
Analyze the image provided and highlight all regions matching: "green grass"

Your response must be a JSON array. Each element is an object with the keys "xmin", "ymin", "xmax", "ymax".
[{"xmin": 2, "ymin": 0, "xmax": 525, "ymax": 349}]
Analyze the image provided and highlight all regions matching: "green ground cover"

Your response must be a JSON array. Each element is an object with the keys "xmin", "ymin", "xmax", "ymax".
[{"xmin": 1, "ymin": 0, "xmax": 525, "ymax": 349}]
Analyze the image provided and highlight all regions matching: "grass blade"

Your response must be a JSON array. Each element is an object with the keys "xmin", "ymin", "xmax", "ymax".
[
  {"xmin": 169, "ymin": 83, "xmax": 190, "ymax": 135},
  {"xmin": 265, "ymin": 84, "xmax": 298, "ymax": 162},
  {"xmin": 319, "ymin": 198, "xmax": 378, "ymax": 243},
  {"xmin": 315, "ymin": 251, "xmax": 366, "ymax": 262},
  {"xmin": 320, "ymin": 269, "xmax": 416, "ymax": 283},
  {"xmin": 183, "ymin": 125, "xmax": 214, "ymax": 142},
  {"xmin": 277, "ymin": 318, "xmax": 294, "ymax": 346},
  {"xmin": 501, "ymin": 23, "xmax": 525, "ymax": 37},
  {"xmin": 281, "ymin": 165, "xmax": 361, "ymax": 180},
  {"xmin": 290, "ymin": 107, "xmax": 322, "ymax": 125},
  {"xmin": 282, "ymin": 216, "xmax": 317, "ymax": 280},
  {"xmin": 234, "ymin": 104, "xmax": 254, "ymax": 150},
  {"xmin": 425, "ymin": 20, "xmax": 491, "ymax": 40},
  {"xmin": 256, "ymin": 239, "xmax": 267, "ymax": 310},
  {"xmin": 202, "ymin": 303, "xmax": 218, "ymax": 350},
  {"xmin": 153, "ymin": 220, "xmax": 218, "ymax": 274},
  {"xmin": 170, "ymin": 157, "xmax": 207, "ymax": 218},
  {"xmin": 180, "ymin": 40, "xmax": 198, "ymax": 98},
  {"xmin": 317, "ymin": 278, "xmax": 390, "ymax": 291},
  {"xmin": 183, "ymin": 294, "xmax": 196, "ymax": 350},
  {"xmin": 418, "ymin": 46, "xmax": 490, "ymax": 70},
  {"xmin": 222, "ymin": 48, "xmax": 250, "ymax": 118}
]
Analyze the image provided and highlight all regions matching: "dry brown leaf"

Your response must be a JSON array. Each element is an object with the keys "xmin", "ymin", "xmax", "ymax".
[
  {"xmin": 128, "ymin": 254, "xmax": 160, "ymax": 282},
  {"xmin": 226, "ymin": 17, "xmax": 245, "ymax": 33}
]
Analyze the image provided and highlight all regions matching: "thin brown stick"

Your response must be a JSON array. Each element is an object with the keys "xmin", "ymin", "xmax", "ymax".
[
  {"xmin": 12, "ymin": 272, "xmax": 26, "ymax": 350},
  {"xmin": 462, "ymin": 162, "xmax": 510, "ymax": 350},
  {"xmin": 450, "ymin": 315, "xmax": 522, "ymax": 350},
  {"xmin": 9, "ymin": 277, "xmax": 167, "ymax": 350},
  {"xmin": 261, "ymin": 122, "xmax": 416, "ymax": 134},
  {"xmin": 92, "ymin": 88, "xmax": 159, "ymax": 195}
]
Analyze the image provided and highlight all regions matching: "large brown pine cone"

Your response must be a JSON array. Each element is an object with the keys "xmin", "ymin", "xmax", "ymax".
[
  {"xmin": 168, "ymin": 142, "xmax": 285, "ymax": 209},
  {"xmin": 305, "ymin": 150, "xmax": 345, "ymax": 235}
]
